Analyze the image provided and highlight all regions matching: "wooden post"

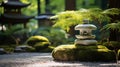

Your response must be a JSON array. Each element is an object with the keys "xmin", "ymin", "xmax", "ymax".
[
  {"xmin": 37, "ymin": 0, "xmax": 41, "ymax": 16},
  {"xmin": 65, "ymin": 0, "xmax": 76, "ymax": 37}
]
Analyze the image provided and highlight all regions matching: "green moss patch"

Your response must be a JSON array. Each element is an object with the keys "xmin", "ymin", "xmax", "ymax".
[
  {"xmin": 26, "ymin": 35, "xmax": 52, "ymax": 52},
  {"xmin": 52, "ymin": 44, "xmax": 116, "ymax": 62},
  {"xmin": 34, "ymin": 42, "xmax": 50, "ymax": 51},
  {"xmin": 38, "ymin": 46, "xmax": 55, "ymax": 52},
  {"xmin": 26, "ymin": 36, "xmax": 50, "ymax": 46}
]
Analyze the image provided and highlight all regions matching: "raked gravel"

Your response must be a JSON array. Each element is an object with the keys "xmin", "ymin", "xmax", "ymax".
[{"xmin": 0, "ymin": 53, "xmax": 119, "ymax": 67}]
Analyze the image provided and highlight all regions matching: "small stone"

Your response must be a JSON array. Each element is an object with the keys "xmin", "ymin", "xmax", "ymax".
[{"xmin": 14, "ymin": 45, "xmax": 33, "ymax": 52}]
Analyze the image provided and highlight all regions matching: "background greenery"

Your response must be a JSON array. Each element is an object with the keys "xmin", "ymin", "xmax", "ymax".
[{"xmin": 1, "ymin": 0, "xmax": 119, "ymax": 53}]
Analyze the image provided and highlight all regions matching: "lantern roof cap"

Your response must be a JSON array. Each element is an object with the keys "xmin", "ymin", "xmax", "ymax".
[
  {"xmin": 75, "ymin": 24, "xmax": 97, "ymax": 30},
  {"xmin": 1, "ymin": 1, "xmax": 30, "ymax": 9},
  {"xmin": 35, "ymin": 14, "xmax": 54, "ymax": 20}
]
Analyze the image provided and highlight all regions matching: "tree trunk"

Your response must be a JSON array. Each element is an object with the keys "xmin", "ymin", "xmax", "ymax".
[
  {"xmin": 65, "ymin": 0, "xmax": 76, "ymax": 10},
  {"xmin": 108, "ymin": 0, "xmax": 120, "ymax": 41},
  {"xmin": 65, "ymin": 0, "xmax": 76, "ymax": 37}
]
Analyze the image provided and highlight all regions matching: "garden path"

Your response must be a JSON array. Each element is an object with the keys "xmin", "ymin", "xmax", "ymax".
[{"xmin": 0, "ymin": 53, "xmax": 119, "ymax": 67}]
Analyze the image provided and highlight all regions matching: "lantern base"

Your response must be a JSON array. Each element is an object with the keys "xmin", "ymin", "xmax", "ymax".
[{"xmin": 75, "ymin": 39, "xmax": 97, "ymax": 45}]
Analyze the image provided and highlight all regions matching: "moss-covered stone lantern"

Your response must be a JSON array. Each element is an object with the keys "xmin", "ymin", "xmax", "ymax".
[
  {"xmin": 74, "ymin": 20, "xmax": 97, "ymax": 45},
  {"xmin": 52, "ymin": 20, "xmax": 116, "ymax": 62}
]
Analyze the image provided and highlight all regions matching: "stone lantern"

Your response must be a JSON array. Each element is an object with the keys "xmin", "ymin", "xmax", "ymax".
[
  {"xmin": 0, "ymin": 0, "xmax": 33, "ymax": 28},
  {"xmin": 52, "ymin": 20, "xmax": 115, "ymax": 62},
  {"xmin": 74, "ymin": 20, "xmax": 97, "ymax": 45}
]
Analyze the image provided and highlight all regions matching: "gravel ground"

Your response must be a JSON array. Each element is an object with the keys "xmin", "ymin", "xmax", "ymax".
[{"xmin": 0, "ymin": 53, "xmax": 120, "ymax": 67}]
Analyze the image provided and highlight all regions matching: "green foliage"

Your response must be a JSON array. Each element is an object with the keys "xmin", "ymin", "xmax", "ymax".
[
  {"xmin": 103, "ymin": 41, "xmax": 120, "ymax": 50},
  {"xmin": 0, "ymin": 25, "xmax": 29, "ymax": 45},
  {"xmin": 26, "ymin": 35, "xmax": 50, "ymax": 46},
  {"xmin": 31, "ymin": 27, "xmax": 69, "ymax": 46},
  {"xmin": 101, "ymin": 21, "xmax": 120, "ymax": 32},
  {"xmin": 76, "ymin": 0, "xmax": 101, "ymax": 9},
  {"xmin": 103, "ymin": 8, "xmax": 120, "ymax": 15},
  {"xmin": 21, "ymin": 0, "xmax": 30, "ymax": 3},
  {"xmin": 21, "ymin": 0, "xmax": 37, "ymax": 16},
  {"xmin": 0, "ymin": 25, "xmax": 29, "ymax": 37},
  {"xmin": 0, "ymin": 45, "xmax": 15, "ymax": 53},
  {"xmin": 49, "ymin": 0, "xmax": 64, "ymax": 13},
  {"xmin": 20, "ymin": 0, "xmax": 102, "ymax": 15},
  {"xmin": 99, "ymin": 8, "xmax": 120, "ymax": 32},
  {"xmin": 0, "ymin": 2, "xmax": 3, "ymax": 14},
  {"xmin": 88, "ymin": 8, "xmax": 111, "ymax": 23},
  {"xmin": 21, "ymin": 0, "xmax": 65, "ymax": 15},
  {"xmin": 103, "ymin": 41, "xmax": 120, "ymax": 63},
  {"xmin": 51, "ymin": 11, "xmax": 83, "ymax": 31},
  {"xmin": 0, "ymin": 0, "xmax": 2, "ymax": 2},
  {"xmin": 51, "ymin": 8, "xmax": 120, "ymax": 32}
]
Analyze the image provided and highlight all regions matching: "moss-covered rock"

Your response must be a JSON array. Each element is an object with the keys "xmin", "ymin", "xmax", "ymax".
[
  {"xmin": 26, "ymin": 35, "xmax": 50, "ymax": 52},
  {"xmin": 38, "ymin": 46, "xmax": 55, "ymax": 52},
  {"xmin": 26, "ymin": 36, "xmax": 50, "ymax": 46},
  {"xmin": 34, "ymin": 42, "xmax": 50, "ymax": 51},
  {"xmin": 52, "ymin": 45, "xmax": 75, "ymax": 61},
  {"xmin": 26, "ymin": 35, "xmax": 52, "ymax": 52},
  {"xmin": 52, "ymin": 44, "xmax": 116, "ymax": 62}
]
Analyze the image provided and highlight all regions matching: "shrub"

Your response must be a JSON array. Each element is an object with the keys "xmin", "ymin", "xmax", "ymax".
[
  {"xmin": 103, "ymin": 41, "xmax": 120, "ymax": 63},
  {"xmin": 103, "ymin": 41, "xmax": 120, "ymax": 50},
  {"xmin": 31, "ymin": 27, "xmax": 69, "ymax": 46}
]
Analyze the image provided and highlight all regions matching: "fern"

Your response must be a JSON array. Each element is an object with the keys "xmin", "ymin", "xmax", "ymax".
[
  {"xmin": 51, "ymin": 11, "xmax": 84, "ymax": 31},
  {"xmin": 103, "ymin": 8, "xmax": 120, "ymax": 15},
  {"xmin": 101, "ymin": 21, "xmax": 120, "ymax": 32},
  {"xmin": 51, "ymin": 8, "xmax": 120, "ymax": 31}
]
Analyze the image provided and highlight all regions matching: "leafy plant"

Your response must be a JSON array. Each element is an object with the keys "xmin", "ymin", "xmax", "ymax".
[
  {"xmin": 51, "ymin": 11, "xmax": 83, "ymax": 31},
  {"xmin": 103, "ymin": 41, "xmax": 120, "ymax": 64},
  {"xmin": 0, "ymin": 25, "xmax": 29, "ymax": 45},
  {"xmin": 51, "ymin": 8, "xmax": 120, "ymax": 31},
  {"xmin": 30, "ymin": 27, "xmax": 69, "ymax": 46},
  {"xmin": 101, "ymin": 21, "xmax": 120, "ymax": 32},
  {"xmin": 101, "ymin": 8, "xmax": 120, "ymax": 32}
]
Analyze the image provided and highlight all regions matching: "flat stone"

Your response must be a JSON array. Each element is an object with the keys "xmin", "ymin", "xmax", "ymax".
[
  {"xmin": 75, "ymin": 39, "xmax": 97, "ymax": 45},
  {"xmin": 14, "ymin": 45, "xmax": 33, "ymax": 52}
]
